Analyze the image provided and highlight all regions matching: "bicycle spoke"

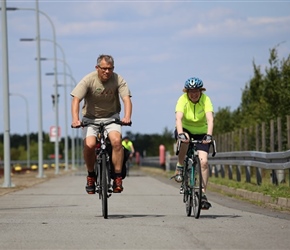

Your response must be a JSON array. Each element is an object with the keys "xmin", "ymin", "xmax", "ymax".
[
  {"xmin": 183, "ymin": 166, "xmax": 192, "ymax": 217},
  {"xmin": 101, "ymin": 154, "xmax": 108, "ymax": 219},
  {"xmin": 192, "ymin": 157, "xmax": 202, "ymax": 219}
]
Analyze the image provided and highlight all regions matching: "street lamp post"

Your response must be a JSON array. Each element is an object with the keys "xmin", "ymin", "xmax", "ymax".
[
  {"xmin": 1, "ymin": 0, "xmax": 13, "ymax": 187},
  {"xmin": 55, "ymin": 63, "xmax": 80, "ymax": 169},
  {"xmin": 45, "ymin": 64, "xmax": 81, "ymax": 170},
  {"xmin": 0, "ymin": 3, "xmax": 63, "ymax": 178},
  {"xmin": 21, "ymin": 38, "xmax": 69, "ymax": 172},
  {"xmin": 35, "ymin": 0, "xmax": 44, "ymax": 178},
  {"xmin": 45, "ymin": 67, "xmax": 81, "ymax": 169},
  {"xmin": 10, "ymin": 93, "xmax": 30, "ymax": 169},
  {"xmin": 1, "ymin": 6, "xmax": 60, "ymax": 175},
  {"xmin": 46, "ymin": 71, "xmax": 77, "ymax": 170}
]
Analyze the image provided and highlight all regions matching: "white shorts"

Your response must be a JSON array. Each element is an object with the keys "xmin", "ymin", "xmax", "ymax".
[{"xmin": 82, "ymin": 114, "xmax": 122, "ymax": 139}]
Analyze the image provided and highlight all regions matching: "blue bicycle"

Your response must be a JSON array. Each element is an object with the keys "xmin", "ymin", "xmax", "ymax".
[{"xmin": 177, "ymin": 138, "xmax": 216, "ymax": 218}]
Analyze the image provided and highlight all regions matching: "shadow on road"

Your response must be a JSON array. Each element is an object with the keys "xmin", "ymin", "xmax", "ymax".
[
  {"xmin": 199, "ymin": 214, "xmax": 241, "ymax": 219},
  {"xmin": 96, "ymin": 214, "xmax": 165, "ymax": 219},
  {"xmin": 0, "ymin": 204, "xmax": 78, "ymax": 211}
]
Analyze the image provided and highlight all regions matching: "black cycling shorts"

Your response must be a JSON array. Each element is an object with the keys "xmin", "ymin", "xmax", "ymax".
[{"xmin": 174, "ymin": 128, "xmax": 210, "ymax": 153}]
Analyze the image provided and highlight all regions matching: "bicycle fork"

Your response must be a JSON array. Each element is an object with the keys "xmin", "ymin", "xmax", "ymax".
[
  {"xmin": 96, "ymin": 154, "xmax": 113, "ymax": 198},
  {"xmin": 182, "ymin": 159, "xmax": 195, "ymax": 195}
]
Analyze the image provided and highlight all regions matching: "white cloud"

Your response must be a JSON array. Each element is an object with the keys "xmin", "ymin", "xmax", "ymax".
[{"xmin": 1, "ymin": 1, "xmax": 290, "ymax": 135}]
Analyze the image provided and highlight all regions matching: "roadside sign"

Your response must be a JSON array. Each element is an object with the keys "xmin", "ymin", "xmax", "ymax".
[{"xmin": 49, "ymin": 126, "xmax": 61, "ymax": 142}]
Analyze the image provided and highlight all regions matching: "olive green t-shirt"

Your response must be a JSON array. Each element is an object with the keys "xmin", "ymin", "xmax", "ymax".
[
  {"xmin": 175, "ymin": 93, "xmax": 213, "ymax": 134},
  {"xmin": 71, "ymin": 71, "xmax": 131, "ymax": 119}
]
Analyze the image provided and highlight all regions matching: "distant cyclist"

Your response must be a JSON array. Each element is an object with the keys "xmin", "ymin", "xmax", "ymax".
[
  {"xmin": 122, "ymin": 136, "xmax": 135, "ymax": 163},
  {"xmin": 174, "ymin": 77, "xmax": 214, "ymax": 209}
]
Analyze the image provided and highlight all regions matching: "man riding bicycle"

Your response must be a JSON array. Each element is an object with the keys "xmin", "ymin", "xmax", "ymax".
[
  {"xmin": 174, "ymin": 77, "xmax": 214, "ymax": 209},
  {"xmin": 71, "ymin": 54, "xmax": 132, "ymax": 194}
]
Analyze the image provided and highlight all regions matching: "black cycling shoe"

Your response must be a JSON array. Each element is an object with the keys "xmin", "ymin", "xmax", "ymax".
[{"xmin": 201, "ymin": 194, "xmax": 212, "ymax": 210}]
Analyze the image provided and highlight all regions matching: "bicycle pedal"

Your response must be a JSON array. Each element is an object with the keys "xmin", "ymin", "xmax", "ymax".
[{"xmin": 179, "ymin": 188, "xmax": 184, "ymax": 194}]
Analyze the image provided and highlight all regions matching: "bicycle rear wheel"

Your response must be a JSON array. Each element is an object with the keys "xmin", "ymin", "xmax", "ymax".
[
  {"xmin": 183, "ymin": 166, "xmax": 192, "ymax": 217},
  {"xmin": 192, "ymin": 157, "xmax": 202, "ymax": 219},
  {"xmin": 101, "ymin": 154, "xmax": 108, "ymax": 219},
  {"xmin": 126, "ymin": 161, "xmax": 130, "ymax": 177}
]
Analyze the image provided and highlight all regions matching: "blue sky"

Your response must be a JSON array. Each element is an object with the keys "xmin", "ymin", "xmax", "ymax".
[{"xmin": 1, "ymin": 0, "xmax": 290, "ymax": 138}]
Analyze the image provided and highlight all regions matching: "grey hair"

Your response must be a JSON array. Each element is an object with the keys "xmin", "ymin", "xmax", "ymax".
[{"xmin": 96, "ymin": 54, "xmax": 114, "ymax": 66}]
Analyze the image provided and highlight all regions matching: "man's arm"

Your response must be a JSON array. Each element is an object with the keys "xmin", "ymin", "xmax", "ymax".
[
  {"xmin": 71, "ymin": 96, "xmax": 81, "ymax": 127},
  {"xmin": 122, "ymin": 95, "xmax": 132, "ymax": 123}
]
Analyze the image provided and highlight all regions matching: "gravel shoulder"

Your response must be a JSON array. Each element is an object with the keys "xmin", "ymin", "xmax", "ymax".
[{"xmin": 0, "ymin": 168, "xmax": 75, "ymax": 196}]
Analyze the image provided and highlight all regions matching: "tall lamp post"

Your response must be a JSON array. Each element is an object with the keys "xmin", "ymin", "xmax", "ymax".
[
  {"xmin": 57, "ymin": 64, "xmax": 81, "ymax": 170},
  {"xmin": 0, "ymin": 3, "xmax": 62, "ymax": 177},
  {"xmin": 10, "ymin": 93, "xmax": 30, "ymax": 169},
  {"xmin": 1, "ymin": 0, "xmax": 12, "ymax": 187},
  {"xmin": 46, "ymin": 71, "xmax": 77, "ymax": 170},
  {"xmin": 2, "ymin": 6, "xmax": 60, "ymax": 175},
  {"xmin": 45, "ymin": 64, "xmax": 80, "ymax": 169},
  {"xmin": 55, "ymin": 63, "xmax": 81, "ymax": 169},
  {"xmin": 21, "ymin": 38, "xmax": 69, "ymax": 172}
]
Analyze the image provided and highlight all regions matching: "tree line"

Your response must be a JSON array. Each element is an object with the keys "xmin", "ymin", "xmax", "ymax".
[
  {"xmin": 1, "ymin": 46, "xmax": 289, "ymax": 161},
  {"xmin": 214, "ymin": 46, "xmax": 290, "ymax": 136}
]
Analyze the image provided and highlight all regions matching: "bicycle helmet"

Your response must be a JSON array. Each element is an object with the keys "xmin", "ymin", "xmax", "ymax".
[{"xmin": 184, "ymin": 77, "xmax": 204, "ymax": 90}]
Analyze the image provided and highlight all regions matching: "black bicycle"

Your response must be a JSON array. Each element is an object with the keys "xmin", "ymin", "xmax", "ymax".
[
  {"xmin": 125, "ymin": 153, "xmax": 133, "ymax": 177},
  {"xmin": 176, "ymin": 138, "xmax": 216, "ymax": 219},
  {"xmin": 73, "ymin": 118, "xmax": 131, "ymax": 219}
]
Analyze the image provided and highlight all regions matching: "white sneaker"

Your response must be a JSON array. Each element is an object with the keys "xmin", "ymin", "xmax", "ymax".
[{"xmin": 174, "ymin": 166, "xmax": 184, "ymax": 183}]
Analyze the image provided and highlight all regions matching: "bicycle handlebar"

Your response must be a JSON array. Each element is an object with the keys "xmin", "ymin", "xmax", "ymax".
[
  {"xmin": 176, "ymin": 138, "xmax": 217, "ymax": 157},
  {"xmin": 71, "ymin": 119, "xmax": 132, "ymax": 128}
]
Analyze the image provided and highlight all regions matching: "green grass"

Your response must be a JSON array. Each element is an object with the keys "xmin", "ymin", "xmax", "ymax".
[
  {"xmin": 208, "ymin": 176, "xmax": 290, "ymax": 199},
  {"xmin": 208, "ymin": 167, "xmax": 290, "ymax": 199},
  {"xmin": 141, "ymin": 166, "xmax": 290, "ymax": 200}
]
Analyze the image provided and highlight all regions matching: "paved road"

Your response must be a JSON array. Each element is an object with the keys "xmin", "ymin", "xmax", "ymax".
[{"xmin": 0, "ymin": 169, "xmax": 289, "ymax": 250}]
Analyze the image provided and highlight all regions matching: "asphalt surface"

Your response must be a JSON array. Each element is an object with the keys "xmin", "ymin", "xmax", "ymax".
[{"xmin": 0, "ymin": 167, "xmax": 290, "ymax": 250}]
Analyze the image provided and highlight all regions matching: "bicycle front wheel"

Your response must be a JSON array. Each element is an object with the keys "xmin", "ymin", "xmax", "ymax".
[
  {"xmin": 192, "ymin": 157, "xmax": 202, "ymax": 219},
  {"xmin": 183, "ymin": 166, "xmax": 192, "ymax": 217},
  {"xmin": 101, "ymin": 154, "xmax": 108, "ymax": 219}
]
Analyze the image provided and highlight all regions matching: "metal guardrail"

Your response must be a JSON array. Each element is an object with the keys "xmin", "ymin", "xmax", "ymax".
[
  {"xmin": 141, "ymin": 150, "xmax": 290, "ymax": 169},
  {"xmin": 140, "ymin": 150, "xmax": 290, "ymax": 185},
  {"xmin": 207, "ymin": 150, "xmax": 290, "ymax": 170}
]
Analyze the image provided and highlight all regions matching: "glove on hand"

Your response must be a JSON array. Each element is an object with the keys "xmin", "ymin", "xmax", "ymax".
[
  {"xmin": 203, "ymin": 134, "xmax": 212, "ymax": 141},
  {"xmin": 178, "ymin": 133, "xmax": 188, "ymax": 141}
]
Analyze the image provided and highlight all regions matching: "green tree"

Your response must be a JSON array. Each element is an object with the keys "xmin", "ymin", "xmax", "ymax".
[
  {"xmin": 239, "ymin": 63, "xmax": 269, "ymax": 126},
  {"xmin": 213, "ymin": 106, "xmax": 234, "ymax": 134}
]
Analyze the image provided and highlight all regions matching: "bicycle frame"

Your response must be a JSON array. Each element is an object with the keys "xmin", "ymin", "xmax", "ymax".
[
  {"xmin": 94, "ymin": 127, "xmax": 111, "ymax": 219},
  {"xmin": 177, "ymin": 138, "xmax": 217, "ymax": 219},
  {"xmin": 185, "ymin": 141, "xmax": 199, "ymax": 187},
  {"xmin": 72, "ymin": 118, "xmax": 131, "ymax": 219}
]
